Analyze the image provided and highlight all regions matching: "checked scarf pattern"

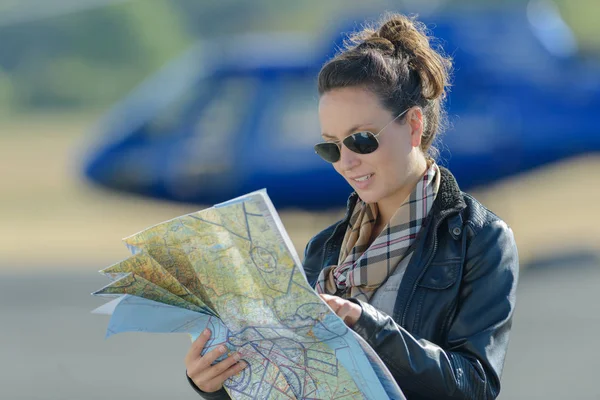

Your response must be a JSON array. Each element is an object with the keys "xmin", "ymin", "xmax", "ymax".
[{"xmin": 315, "ymin": 163, "xmax": 441, "ymax": 302}]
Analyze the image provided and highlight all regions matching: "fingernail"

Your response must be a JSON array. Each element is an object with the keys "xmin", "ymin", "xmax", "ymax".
[
  {"xmin": 203, "ymin": 329, "xmax": 210, "ymax": 336},
  {"xmin": 233, "ymin": 353, "xmax": 241, "ymax": 361},
  {"xmin": 219, "ymin": 345, "xmax": 227, "ymax": 353},
  {"xmin": 240, "ymin": 361, "xmax": 248, "ymax": 368}
]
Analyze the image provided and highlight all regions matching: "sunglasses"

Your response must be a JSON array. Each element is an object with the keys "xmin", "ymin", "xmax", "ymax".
[{"xmin": 314, "ymin": 108, "xmax": 409, "ymax": 163}]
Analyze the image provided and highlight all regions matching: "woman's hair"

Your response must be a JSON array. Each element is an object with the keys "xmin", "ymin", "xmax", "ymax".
[{"xmin": 318, "ymin": 13, "xmax": 452, "ymax": 158}]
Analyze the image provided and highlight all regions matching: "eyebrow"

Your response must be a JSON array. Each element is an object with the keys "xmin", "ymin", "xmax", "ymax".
[{"xmin": 321, "ymin": 123, "xmax": 375, "ymax": 140}]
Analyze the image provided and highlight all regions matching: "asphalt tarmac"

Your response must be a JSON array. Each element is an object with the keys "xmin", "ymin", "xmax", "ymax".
[{"xmin": 1, "ymin": 254, "xmax": 598, "ymax": 400}]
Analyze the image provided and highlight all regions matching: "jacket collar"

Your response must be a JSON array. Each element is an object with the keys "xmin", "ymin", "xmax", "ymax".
[{"xmin": 434, "ymin": 166, "xmax": 466, "ymax": 214}]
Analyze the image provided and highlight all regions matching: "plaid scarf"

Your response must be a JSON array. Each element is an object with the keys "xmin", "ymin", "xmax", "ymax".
[{"xmin": 315, "ymin": 163, "xmax": 441, "ymax": 302}]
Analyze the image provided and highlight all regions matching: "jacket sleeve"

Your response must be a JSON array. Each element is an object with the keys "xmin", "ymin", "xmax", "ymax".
[
  {"xmin": 186, "ymin": 372, "xmax": 230, "ymax": 399},
  {"xmin": 350, "ymin": 220, "xmax": 519, "ymax": 400}
]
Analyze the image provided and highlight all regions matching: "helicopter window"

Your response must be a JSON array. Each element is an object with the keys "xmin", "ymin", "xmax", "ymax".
[
  {"xmin": 170, "ymin": 76, "xmax": 258, "ymax": 173},
  {"xmin": 190, "ymin": 76, "xmax": 257, "ymax": 145},
  {"xmin": 262, "ymin": 75, "xmax": 321, "ymax": 148},
  {"xmin": 160, "ymin": 76, "xmax": 258, "ymax": 198},
  {"xmin": 143, "ymin": 76, "xmax": 209, "ymax": 139}
]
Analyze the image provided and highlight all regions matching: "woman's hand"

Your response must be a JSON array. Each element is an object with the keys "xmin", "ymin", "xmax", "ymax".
[
  {"xmin": 184, "ymin": 329, "xmax": 247, "ymax": 393},
  {"xmin": 319, "ymin": 293, "xmax": 362, "ymax": 327}
]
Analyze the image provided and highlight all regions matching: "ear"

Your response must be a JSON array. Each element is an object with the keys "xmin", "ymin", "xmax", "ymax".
[{"xmin": 407, "ymin": 107, "xmax": 424, "ymax": 148}]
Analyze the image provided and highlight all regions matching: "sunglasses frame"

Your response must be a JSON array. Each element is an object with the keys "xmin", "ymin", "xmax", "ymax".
[{"xmin": 314, "ymin": 108, "xmax": 410, "ymax": 163}]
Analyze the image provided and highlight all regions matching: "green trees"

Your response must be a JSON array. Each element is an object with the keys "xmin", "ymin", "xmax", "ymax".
[{"xmin": 0, "ymin": 0, "xmax": 191, "ymax": 111}]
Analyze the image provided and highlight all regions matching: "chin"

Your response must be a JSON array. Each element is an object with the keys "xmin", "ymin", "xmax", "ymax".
[{"xmin": 355, "ymin": 189, "xmax": 383, "ymax": 204}]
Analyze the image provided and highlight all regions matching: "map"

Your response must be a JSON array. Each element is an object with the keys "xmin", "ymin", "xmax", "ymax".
[{"xmin": 92, "ymin": 190, "xmax": 405, "ymax": 399}]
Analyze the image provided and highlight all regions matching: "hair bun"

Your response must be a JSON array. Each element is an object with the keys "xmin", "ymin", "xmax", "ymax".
[
  {"xmin": 377, "ymin": 16, "xmax": 421, "ymax": 52},
  {"xmin": 377, "ymin": 14, "xmax": 451, "ymax": 100},
  {"xmin": 356, "ymin": 36, "xmax": 395, "ymax": 56}
]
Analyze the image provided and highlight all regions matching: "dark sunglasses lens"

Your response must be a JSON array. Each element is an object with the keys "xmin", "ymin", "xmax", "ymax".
[
  {"xmin": 314, "ymin": 143, "xmax": 340, "ymax": 163},
  {"xmin": 344, "ymin": 132, "xmax": 379, "ymax": 154}
]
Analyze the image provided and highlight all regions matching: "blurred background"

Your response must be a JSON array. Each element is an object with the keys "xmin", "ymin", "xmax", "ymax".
[{"xmin": 0, "ymin": 0, "xmax": 599, "ymax": 399}]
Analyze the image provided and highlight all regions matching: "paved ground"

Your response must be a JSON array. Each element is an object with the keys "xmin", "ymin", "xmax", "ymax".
[
  {"xmin": 500, "ymin": 253, "xmax": 600, "ymax": 399},
  {"xmin": 1, "ymin": 253, "xmax": 598, "ymax": 400}
]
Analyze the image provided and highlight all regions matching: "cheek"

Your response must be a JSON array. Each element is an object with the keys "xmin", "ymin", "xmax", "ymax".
[
  {"xmin": 332, "ymin": 162, "xmax": 344, "ymax": 176},
  {"xmin": 374, "ymin": 146, "xmax": 409, "ymax": 182},
  {"xmin": 373, "ymin": 146, "xmax": 397, "ymax": 170}
]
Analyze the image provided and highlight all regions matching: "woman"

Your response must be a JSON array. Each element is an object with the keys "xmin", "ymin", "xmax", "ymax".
[{"xmin": 185, "ymin": 12, "xmax": 519, "ymax": 400}]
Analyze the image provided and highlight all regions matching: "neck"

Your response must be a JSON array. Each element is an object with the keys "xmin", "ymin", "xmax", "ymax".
[{"xmin": 377, "ymin": 157, "xmax": 429, "ymax": 227}]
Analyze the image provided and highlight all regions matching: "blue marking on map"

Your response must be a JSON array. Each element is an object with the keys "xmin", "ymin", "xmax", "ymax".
[
  {"xmin": 102, "ymin": 295, "xmax": 405, "ymax": 398},
  {"xmin": 313, "ymin": 313, "xmax": 405, "ymax": 399}
]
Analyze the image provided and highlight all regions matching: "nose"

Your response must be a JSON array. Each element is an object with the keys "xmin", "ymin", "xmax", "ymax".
[{"xmin": 338, "ymin": 143, "xmax": 360, "ymax": 170}]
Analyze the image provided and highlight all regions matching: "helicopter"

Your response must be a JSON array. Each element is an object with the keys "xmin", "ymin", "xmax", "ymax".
[{"xmin": 82, "ymin": 2, "xmax": 600, "ymax": 209}]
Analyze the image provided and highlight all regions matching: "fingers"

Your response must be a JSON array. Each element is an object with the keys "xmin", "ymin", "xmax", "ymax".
[
  {"xmin": 185, "ymin": 328, "xmax": 211, "ymax": 365},
  {"xmin": 319, "ymin": 293, "xmax": 342, "ymax": 313},
  {"xmin": 212, "ymin": 356, "xmax": 248, "ymax": 383},
  {"xmin": 196, "ymin": 344, "xmax": 229, "ymax": 370},
  {"xmin": 337, "ymin": 302, "xmax": 352, "ymax": 321},
  {"xmin": 200, "ymin": 349, "xmax": 241, "ymax": 380},
  {"xmin": 319, "ymin": 294, "xmax": 361, "ymax": 327},
  {"xmin": 184, "ymin": 327, "xmax": 251, "ymax": 393},
  {"xmin": 199, "ymin": 359, "xmax": 248, "ymax": 393},
  {"xmin": 218, "ymin": 358, "xmax": 248, "ymax": 381},
  {"xmin": 319, "ymin": 293, "xmax": 335, "ymax": 302},
  {"xmin": 185, "ymin": 329, "xmax": 230, "ymax": 371},
  {"xmin": 337, "ymin": 302, "xmax": 358, "ymax": 326}
]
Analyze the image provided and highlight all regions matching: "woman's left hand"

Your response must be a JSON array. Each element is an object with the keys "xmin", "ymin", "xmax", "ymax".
[{"xmin": 319, "ymin": 293, "xmax": 362, "ymax": 327}]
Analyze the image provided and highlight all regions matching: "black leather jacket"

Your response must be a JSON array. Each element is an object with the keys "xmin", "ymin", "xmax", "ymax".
[{"xmin": 189, "ymin": 168, "xmax": 519, "ymax": 399}]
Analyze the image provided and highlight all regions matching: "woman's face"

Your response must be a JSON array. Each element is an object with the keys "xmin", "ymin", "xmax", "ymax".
[{"xmin": 318, "ymin": 86, "xmax": 423, "ymax": 204}]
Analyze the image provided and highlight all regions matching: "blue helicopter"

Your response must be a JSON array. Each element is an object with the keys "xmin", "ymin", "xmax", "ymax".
[{"xmin": 81, "ymin": 2, "xmax": 600, "ymax": 209}]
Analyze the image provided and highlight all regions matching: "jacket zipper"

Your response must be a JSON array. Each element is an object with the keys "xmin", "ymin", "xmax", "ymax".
[
  {"xmin": 321, "ymin": 231, "xmax": 335, "ymax": 269},
  {"xmin": 400, "ymin": 210, "xmax": 457, "ymax": 326}
]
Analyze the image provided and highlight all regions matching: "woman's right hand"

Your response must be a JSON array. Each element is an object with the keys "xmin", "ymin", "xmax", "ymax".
[{"xmin": 184, "ymin": 328, "xmax": 248, "ymax": 393}]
